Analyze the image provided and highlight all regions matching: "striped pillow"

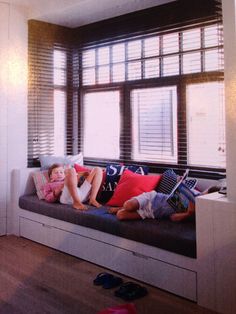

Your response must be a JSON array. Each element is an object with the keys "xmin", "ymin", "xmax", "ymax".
[
  {"xmin": 32, "ymin": 170, "xmax": 49, "ymax": 199},
  {"xmin": 156, "ymin": 169, "xmax": 198, "ymax": 195},
  {"xmin": 156, "ymin": 169, "xmax": 178, "ymax": 195}
]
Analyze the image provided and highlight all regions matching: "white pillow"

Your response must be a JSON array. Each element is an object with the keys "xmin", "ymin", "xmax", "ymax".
[{"xmin": 39, "ymin": 153, "xmax": 83, "ymax": 170}]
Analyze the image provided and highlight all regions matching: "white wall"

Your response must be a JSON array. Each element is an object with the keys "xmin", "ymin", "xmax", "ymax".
[
  {"xmin": 222, "ymin": 0, "xmax": 236, "ymax": 202},
  {"xmin": 0, "ymin": 2, "xmax": 28, "ymax": 234},
  {"xmin": 196, "ymin": 3, "xmax": 236, "ymax": 313},
  {"xmin": 0, "ymin": 2, "xmax": 10, "ymax": 235}
]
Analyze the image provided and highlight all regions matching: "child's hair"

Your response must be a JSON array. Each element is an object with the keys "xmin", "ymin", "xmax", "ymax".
[
  {"xmin": 207, "ymin": 185, "xmax": 221, "ymax": 194},
  {"xmin": 48, "ymin": 163, "xmax": 64, "ymax": 178}
]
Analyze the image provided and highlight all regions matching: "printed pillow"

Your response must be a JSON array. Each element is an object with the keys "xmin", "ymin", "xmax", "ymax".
[
  {"xmin": 156, "ymin": 168, "xmax": 198, "ymax": 195},
  {"xmin": 39, "ymin": 153, "xmax": 83, "ymax": 170},
  {"xmin": 156, "ymin": 169, "xmax": 178, "ymax": 194},
  {"xmin": 99, "ymin": 164, "xmax": 149, "ymax": 203},
  {"xmin": 99, "ymin": 164, "xmax": 123, "ymax": 203},
  {"xmin": 184, "ymin": 178, "xmax": 198, "ymax": 189},
  {"xmin": 107, "ymin": 169, "xmax": 161, "ymax": 207},
  {"xmin": 32, "ymin": 170, "xmax": 49, "ymax": 199}
]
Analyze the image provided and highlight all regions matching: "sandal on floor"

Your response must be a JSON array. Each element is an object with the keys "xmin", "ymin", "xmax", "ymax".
[
  {"xmin": 114, "ymin": 282, "xmax": 148, "ymax": 300},
  {"xmin": 93, "ymin": 272, "xmax": 114, "ymax": 286},
  {"xmin": 102, "ymin": 276, "xmax": 123, "ymax": 289}
]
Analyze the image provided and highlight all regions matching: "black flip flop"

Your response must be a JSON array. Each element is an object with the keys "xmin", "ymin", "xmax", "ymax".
[
  {"xmin": 115, "ymin": 282, "xmax": 148, "ymax": 300},
  {"xmin": 102, "ymin": 276, "xmax": 123, "ymax": 289},
  {"xmin": 93, "ymin": 272, "xmax": 114, "ymax": 286}
]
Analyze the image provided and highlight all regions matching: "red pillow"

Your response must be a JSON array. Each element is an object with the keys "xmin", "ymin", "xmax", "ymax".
[
  {"xmin": 107, "ymin": 169, "xmax": 162, "ymax": 207},
  {"xmin": 74, "ymin": 164, "xmax": 91, "ymax": 173}
]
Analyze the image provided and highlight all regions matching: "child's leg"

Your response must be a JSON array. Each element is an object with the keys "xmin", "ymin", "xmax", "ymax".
[
  {"xmin": 109, "ymin": 198, "xmax": 139, "ymax": 215},
  {"xmin": 108, "ymin": 207, "xmax": 122, "ymax": 214},
  {"xmin": 86, "ymin": 167, "xmax": 103, "ymax": 207},
  {"xmin": 64, "ymin": 168, "xmax": 87, "ymax": 210},
  {"xmin": 116, "ymin": 199, "xmax": 142, "ymax": 220}
]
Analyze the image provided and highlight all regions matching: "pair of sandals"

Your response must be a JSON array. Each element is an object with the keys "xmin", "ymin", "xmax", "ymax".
[{"xmin": 93, "ymin": 272, "xmax": 148, "ymax": 300}]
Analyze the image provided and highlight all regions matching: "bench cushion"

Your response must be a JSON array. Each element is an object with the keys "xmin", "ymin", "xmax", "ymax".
[{"xmin": 19, "ymin": 195, "xmax": 196, "ymax": 258}]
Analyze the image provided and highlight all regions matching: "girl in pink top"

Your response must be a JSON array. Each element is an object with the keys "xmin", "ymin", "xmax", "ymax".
[
  {"xmin": 43, "ymin": 164, "xmax": 65, "ymax": 202},
  {"xmin": 43, "ymin": 163, "xmax": 103, "ymax": 210}
]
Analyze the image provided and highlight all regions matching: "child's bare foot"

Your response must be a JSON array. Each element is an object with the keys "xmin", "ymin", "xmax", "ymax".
[
  {"xmin": 73, "ymin": 202, "xmax": 88, "ymax": 211},
  {"xmin": 89, "ymin": 199, "xmax": 102, "ymax": 208},
  {"xmin": 108, "ymin": 207, "xmax": 122, "ymax": 214}
]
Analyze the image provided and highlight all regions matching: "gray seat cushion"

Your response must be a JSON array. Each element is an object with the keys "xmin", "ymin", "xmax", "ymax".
[{"xmin": 19, "ymin": 195, "xmax": 196, "ymax": 258}]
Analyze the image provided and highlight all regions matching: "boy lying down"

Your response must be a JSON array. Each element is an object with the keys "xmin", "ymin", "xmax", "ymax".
[{"xmin": 109, "ymin": 186, "xmax": 220, "ymax": 222}]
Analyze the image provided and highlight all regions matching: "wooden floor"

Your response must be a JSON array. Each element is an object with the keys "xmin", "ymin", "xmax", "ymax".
[{"xmin": 0, "ymin": 235, "xmax": 217, "ymax": 314}]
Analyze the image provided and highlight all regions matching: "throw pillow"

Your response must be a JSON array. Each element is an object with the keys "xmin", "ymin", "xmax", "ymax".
[
  {"xmin": 107, "ymin": 169, "xmax": 161, "ymax": 207},
  {"xmin": 39, "ymin": 153, "xmax": 83, "ymax": 170},
  {"xmin": 32, "ymin": 170, "xmax": 49, "ymax": 199},
  {"xmin": 74, "ymin": 164, "xmax": 91, "ymax": 174},
  {"xmin": 99, "ymin": 164, "xmax": 123, "ymax": 203},
  {"xmin": 156, "ymin": 168, "xmax": 198, "ymax": 194},
  {"xmin": 156, "ymin": 169, "xmax": 178, "ymax": 194},
  {"xmin": 184, "ymin": 178, "xmax": 198, "ymax": 189},
  {"xmin": 99, "ymin": 164, "xmax": 149, "ymax": 203}
]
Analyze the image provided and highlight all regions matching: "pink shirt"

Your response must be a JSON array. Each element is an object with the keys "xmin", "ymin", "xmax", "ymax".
[{"xmin": 43, "ymin": 180, "xmax": 64, "ymax": 203}]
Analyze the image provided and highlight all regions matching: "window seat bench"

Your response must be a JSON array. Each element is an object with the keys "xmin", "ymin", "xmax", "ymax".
[
  {"xmin": 19, "ymin": 194, "xmax": 196, "ymax": 258},
  {"xmin": 12, "ymin": 168, "xmax": 218, "ymax": 304}
]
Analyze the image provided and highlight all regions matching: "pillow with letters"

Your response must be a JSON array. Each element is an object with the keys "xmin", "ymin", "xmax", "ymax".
[{"xmin": 98, "ymin": 164, "xmax": 149, "ymax": 203}]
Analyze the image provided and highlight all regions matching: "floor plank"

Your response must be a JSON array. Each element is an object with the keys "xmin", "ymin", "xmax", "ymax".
[{"xmin": 0, "ymin": 235, "xmax": 217, "ymax": 314}]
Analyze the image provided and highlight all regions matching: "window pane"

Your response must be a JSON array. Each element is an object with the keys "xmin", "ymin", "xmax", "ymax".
[
  {"xmin": 84, "ymin": 91, "xmax": 120, "ymax": 159},
  {"xmin": 98, "ymin": 46, "xmax": 110, "ymax": 65},
  {"xmin": 54, "ymin": 50, "xmax": 66, "ymax": 68},
  {"xmin": 54, "ymin": 68, "xmax": 67, "ymax": 85},
  {"xmin": 187, "ymin": 82, "xmax": 225, "ymax": 167},
  {"xmin": 112, "ymin": 43, "xmax": 125, "ymax": 63},
  {"xmin": 144, "ymin": 58, "xmax": 159, "ymax": 78},
  {"xmin": 82, "ymin": 49, "xmax": 95, "ymax": 67},
  {"xmin": 205, "ymin": 49, "xmax": 223, "ymax": 71},
  {"xmin": 163, "ymin": 32, "xmax": 179, "ymax": 54},
  {"xmin": 204, "ymin": 25, "xmax": 219, "ymax": 47},
  {"xmin": 54, "ymin": 50, "xmax": 67, "ymax": 86},
  {"xmin": 128, "ymin": 61, "xmax": 141, "ymax": 80},
  {"xmin": 98, "ymin": 66, "xmax": 110, "ymax": 84},
  {"xmin": 83, "ymin": 68, "xmax": 96, "ymax": 85},
  {"xmin": 182, "ymin": 28, "xmax": 201, "ymax": 51},
  {"xmin": 131, "ymin": 86, "xmax": 177, "ymax": 162},
  {"xmin": 54, "ymin": 90, "xmax": 66, "ymax": 155},
  {"xmin": 144, "ymin": 36, "xmax": 159, "ymax": 57},
  {"xmin": 127, "ymin": 40, "xmax": 141, "ymax": 60},
  {"xmin": 112, "ymin": 63, "xmax": 125, "ymax": 82},
  {"xmin": 183, "ymin": 52, "xmax": 201, "ymax": 74},
  {"xmin": 163, "ymin": 55, "xmax": 179, "ymax": 76}
]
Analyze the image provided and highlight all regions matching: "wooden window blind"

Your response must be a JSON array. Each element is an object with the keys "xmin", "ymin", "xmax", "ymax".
[{"xmin": 28, "ymin": 20, "xmax": 78, "ymax": 167}]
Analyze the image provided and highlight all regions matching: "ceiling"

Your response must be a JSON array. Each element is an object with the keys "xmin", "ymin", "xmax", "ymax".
[{"xmin": 8, "ymin": 0, "xmax": 176, "ymax": 28}]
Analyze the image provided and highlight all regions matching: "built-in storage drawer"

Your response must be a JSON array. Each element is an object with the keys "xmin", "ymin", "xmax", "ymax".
[{"xmin": 19, "ymin": 216, "xmax": 197, "ymax": 301}]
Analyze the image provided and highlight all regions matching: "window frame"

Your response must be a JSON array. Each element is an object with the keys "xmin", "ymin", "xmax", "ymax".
[{"xmin": 78, "ymin": 22, "xmax": 225, "ymax": 179}]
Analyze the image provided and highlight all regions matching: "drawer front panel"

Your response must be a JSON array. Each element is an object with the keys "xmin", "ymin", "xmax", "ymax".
[{"xmin": 19, "ymin": 217, "xmax": 197, "ymax": 301}]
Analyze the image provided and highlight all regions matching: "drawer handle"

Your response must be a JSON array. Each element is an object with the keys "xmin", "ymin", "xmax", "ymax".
[
  {"xmin": 42, "ymin": 223, "xmax": 52, "ymax": 229},
  {"xmin": 132, "ymin": 252, "xmax": 148, "ymax": 260}
]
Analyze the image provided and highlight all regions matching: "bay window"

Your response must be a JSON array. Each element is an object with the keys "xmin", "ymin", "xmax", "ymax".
[
  {"xmin": 28, "ymin": 0, "xmax": 225, "ymax": 178},
  {"xmin": 79, "ymin": 20, "xmax": 225, "ymax": 177}
]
